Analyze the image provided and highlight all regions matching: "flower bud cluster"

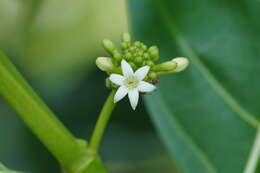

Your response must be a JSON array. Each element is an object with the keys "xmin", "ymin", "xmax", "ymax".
[{"xmin": 96, "ymin": 32, "xmax": 189, "ymax": 87}]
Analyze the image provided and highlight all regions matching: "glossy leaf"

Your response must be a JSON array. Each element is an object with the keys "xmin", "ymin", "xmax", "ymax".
[
  {"xmin": 128, "ymin": 0, "xmax": 260, "ymax": 173},
  {"xmin": 0, "ymin": 162, "xmax": 27, "ymax": 173}
]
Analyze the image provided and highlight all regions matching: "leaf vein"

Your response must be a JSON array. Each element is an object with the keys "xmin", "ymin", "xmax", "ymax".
[
  {"xmin": 243, "ymin": 127, "xmax": 260, "ymax": 173},
  {"xmin": 155, "ymin": 0, "xmax": 259, "ymax": 128},
  {"xmin": 148, "ymin": 91, "xmax": 218, "ymax": 173}
]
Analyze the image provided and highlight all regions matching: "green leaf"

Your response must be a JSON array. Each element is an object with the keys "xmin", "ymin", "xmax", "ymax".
[
  {"xmin": 128, "ymin": 0, "xmax": 260, "ymax": 173},
  {"xmin": 0, "ymin": 162, "xmax": 27, "ymax": 173},
  {"xmin": 107, "ymin": 156, "xmax": 179, "ymax": 173}
]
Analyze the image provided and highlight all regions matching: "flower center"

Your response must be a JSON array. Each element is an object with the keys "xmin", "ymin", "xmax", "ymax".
[{"xmin": 124, "ymin": 76, "xmax": 139, "ymax": 90}]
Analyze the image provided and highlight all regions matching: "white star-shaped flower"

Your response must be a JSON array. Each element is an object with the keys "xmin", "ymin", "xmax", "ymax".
[{"xmin": 109, "ymin": 60, "xmax": 156, "ymax": 110}]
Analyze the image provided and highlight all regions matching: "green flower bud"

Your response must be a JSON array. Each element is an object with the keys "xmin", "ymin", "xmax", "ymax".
[
  {"xmin": 148, "ymin": 72, "xmax": 157, "ymax": 79},
  {"xmin": 141, "ymin": 44, "xmax": 147, "ymax": 51},
  {"xmin": 99, "ymin": 33, "xmax": 188, "ymax": 85},
  {"xmin": 103, "ymin": 39, "xmax": 115, "ymax": 54},
  {"xmin": 121, "ymin": 42, "xmax": 128, "ymax": 49},
  {"xmin": 148, "ymin": 46, "xmax": 159, "ymax": 61},
  {"xmin": 125, "ymin": 52, "xmax": 132, "ymax": 60},
  {"xmin": 152, "ymin": 61, "xmax": 177, "ymax": 72},
  {"xmin": 135, "ymin": 56, "xmax": 143, "ymax": 64},
  {"xmin": 96, "ymin": 57, "xmax": 116, "ymax": 73},
  {"xmin": 146, "ymin": 60, "xmax": 154, "ymax": 67},
  {"xmin": 172, "ymin": 57, "xmax": 189, "ymax": 72},
  {"xmin": 130, "ymin": 46, "xmax": 135, "ymax": 52},
  {"xmin": 113, "ymin": 51, "xmax": 122, "ymax": 61},
  {"xmin": 134, "ymin": 41, "xmax": 141, "ymax": 47},
  {"xmin": 143, "ymin": 53, "xmax": 149, "ymax": 59},
  {"xmin": 137, "ymin": 50, "xmax": 143, "ymax": 56},
  {"xmin": 122, "ymin": 32, "xmax": 131, "ymax": 43}
]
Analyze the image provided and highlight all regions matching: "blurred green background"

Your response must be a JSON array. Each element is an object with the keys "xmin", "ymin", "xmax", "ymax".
[{"xmin": 0, "ymin": 0, "xmax": 175, "ymax": 173}]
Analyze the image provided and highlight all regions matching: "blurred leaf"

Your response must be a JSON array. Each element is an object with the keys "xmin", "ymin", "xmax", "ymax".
[
  {"xmin": 129, "ymin": 0, "xmax": 260, "ymax": 173},
  {"xmin": 107, "ymin": 156, "xmax": 179, "ymax": 173},
  {"xmin": 0, "ymin": 0, "xmax": 128, "ymax": 97},
  {"xmin": 0, "ymin": 0, "xmax": 21, "ymax": 46},
  {"xmin": 0, "ymin": 162, "xmax": 27, "ymax": 173},
  {"xmin": 20, "ymin": 0, "xmax": 128, "ymax": 89}
]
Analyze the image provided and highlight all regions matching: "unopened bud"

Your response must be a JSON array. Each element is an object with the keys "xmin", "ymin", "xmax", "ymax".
[
  {"xmin": 141, "ymin": 44, "xmax": 147, "ymax": 51},
  {"xmin": 135, "ymin": 56, "xmax": 142, "ymax": 64},
  {"xmin": 148, "ymin": 46, "xmax": 159, "ymax": 61},
  {"xmin": 121, "ymin": 42, "xmax": 128, "ymax": 49},
  {"xmin": 113, "ymin": 51, "xmax": 122, "ymax": 61},
  {"xmin": 102, "ymin": 39, "xmax": 115, "ymax": 54},
  {"xmin": 149, "ymin": 72, "xmax": 157, "ymax": 79},
  {"xmin": 146, "ymin": 60, "xmax": 154, "ymax": 67},
  {"xmin": 152, "ymin": 61, "xmax": 177, "ymax": 72},
  {"xmin": 172, "ymin": 57, "xmax": 189, "ymax": 72},
  {"xmin": 134, "ymin": 41, "xmax": 141, "ymax": 47},
  {"xmin": 96, "ymin": 57, "xmax": 115, "ymax": 73},
  {"xmin": 143, "ymin": 53, "xmax": 149, "ymax": 59},
  {"xmin": 122, "ymin": 32, "xmax": 131, "ymax": 42},
  {"xmin": 125, "ymin": 52, "xmax": 132, "ymax": 60}
]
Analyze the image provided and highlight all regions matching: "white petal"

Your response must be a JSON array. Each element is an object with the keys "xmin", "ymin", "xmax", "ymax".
[
  {"xmin": 109, "ymin": 74, "xmax": 124, "ymax": 86},
  {"xmin": 134, "ymin": 66, "xmax": 150, "ymax": 81},
  {"xmin": 114, "ymin": 86, "xmax": 128, "ymax": 103},
  {"xmin": 138, "ymin": 81, "xmax": 156, "ymax": 92},
  {"xmin": 121, "ymin": 59, "xmax": 134, "ymax": 77},
  {"xmin": 128, "ymin": 89, "xmax": 139, "ymax": 110}
]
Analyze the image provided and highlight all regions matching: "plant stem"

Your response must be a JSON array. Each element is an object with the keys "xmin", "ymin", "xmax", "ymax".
[
  {"xmin": 88, "ymin": 90, "xmax": 116, "ymax": 153},
  {"xmin": 0, "ymin": 51, "xmax": 90, "ymax": 170},
  {"xmin": 0, "ymin": 51, "xmax": 110, "ymax": 172}
]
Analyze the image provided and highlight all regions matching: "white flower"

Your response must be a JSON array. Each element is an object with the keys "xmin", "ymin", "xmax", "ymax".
[{"xmin": 109, "ymin": 60, "xmax": 156, "ymax": 110}]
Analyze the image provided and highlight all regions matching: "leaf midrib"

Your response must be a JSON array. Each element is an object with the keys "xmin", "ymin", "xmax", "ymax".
[
  {"xmin": 151, "ymin": 91, "xmax": 218, "ymax": 173},
  {"xmin": 152, "ymin": 0, "xmax": 260, "ymax": 172},
  {"xmin": 243, "ymin": 127, "xmax": 260, "ymax": 173},
  {"xmin": 155, "ymin": 0, "xmax": 259, "ymax": 128}
]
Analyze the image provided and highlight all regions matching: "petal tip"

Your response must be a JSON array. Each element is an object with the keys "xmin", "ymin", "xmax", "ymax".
[
  {"xmin": 113, "ymin": 98, "xmax": 118, "ymax": 103},
  {"xmin": 131, "ymin": 106, "xmax": 137, "ymax": 110}
]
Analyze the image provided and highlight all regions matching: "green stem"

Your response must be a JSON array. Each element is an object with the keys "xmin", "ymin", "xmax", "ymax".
[
  {"xmin": 0, "ymin": 51, "xmax": 104, "ymax": 172},
  {"xmin": 88, "ymin": 90, "xmax": 116, "ymax": 153}
]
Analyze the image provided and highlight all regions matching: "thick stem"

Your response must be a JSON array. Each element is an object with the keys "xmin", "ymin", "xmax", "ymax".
[
  {"xmin": 0, "ymin": 51, "xmax": 86, "ymax": 168},
  {"xmin": 88, "ymin": 90, "xmax": 116, "ymax": 153},
  {"xmin": 0, "ymin": 51, "xmax": 109, "ymax": 172}
]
